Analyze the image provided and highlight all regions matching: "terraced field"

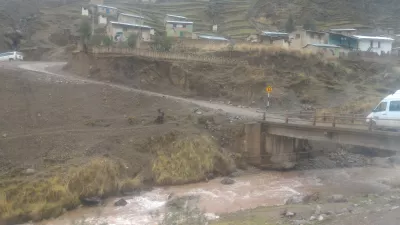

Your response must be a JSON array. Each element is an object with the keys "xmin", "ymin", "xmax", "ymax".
[{"xmin": 103, "ymin": 0, "xmax": 258, "ymax": 39}]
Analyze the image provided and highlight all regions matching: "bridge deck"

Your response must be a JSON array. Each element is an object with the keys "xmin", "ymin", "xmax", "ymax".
[{"xmin": 261, "ymin": 121, "xmax": 400, "ymax": 152}]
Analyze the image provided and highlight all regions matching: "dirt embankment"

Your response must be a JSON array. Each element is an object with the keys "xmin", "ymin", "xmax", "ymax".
[
  {"xmin": 0, "ymin": 67, "xmax": 243, "ymax": 224},
  {"xmin": 66, "ymin": 50, "xmax": 399, "ymax": 113}
]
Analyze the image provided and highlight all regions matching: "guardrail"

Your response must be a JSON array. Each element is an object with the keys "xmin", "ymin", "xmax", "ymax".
[
  {"xmin": 88, "ymin": 47, "xmax": 248, "ymax": 66},
  {"xmin": 262, "ymin": 110, "xmax": 400, "ymax": 132}
]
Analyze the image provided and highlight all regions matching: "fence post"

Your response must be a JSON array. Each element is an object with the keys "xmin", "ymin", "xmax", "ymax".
[
  {"xmin": 332, "ymin": 116, "xmax": 336, "ymax": 127},
  {"xmin": 323, "ymin": 113, "xmax": 326, "ymax": 122},
  {"xmin": 313, "ymin": 113, "xmax": 316, "ymax": 126}
]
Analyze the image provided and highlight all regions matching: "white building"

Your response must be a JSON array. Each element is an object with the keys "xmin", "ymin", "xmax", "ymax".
[
  {"xmin": 98, "ymin": 15, "xmax": 108, "ymax": 24},
  {"xmin": 107, "ymin": 21, "xmax": 154, "ymax": 42},
  {"xmin": 82, "ymin": 7, "xmax": 89, "ymax": 16},
  {"xmin": 353, "ymin": 35, "xmax": 394, "ymax": 55}
]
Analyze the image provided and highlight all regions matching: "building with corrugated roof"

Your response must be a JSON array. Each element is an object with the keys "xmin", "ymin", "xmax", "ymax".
[{"xmin": 107, "ymin": 21, "xmax": 154, "ymax": 42}]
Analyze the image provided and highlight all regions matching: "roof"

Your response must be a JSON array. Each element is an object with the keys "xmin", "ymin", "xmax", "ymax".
[
  {"xmin": 304, "ymin": 43, "xmax": 340, "ymax": 48},
  {"xmin": 97, "ymin": 4, "xmax": 117, "ymax": 9},
  {"xmin": 330, "ymin": 28, "xmax": 357, "ymax": 31},
  {"xmin": 166, "ymin": 14, "xmax": 187, "ymax": 19},
  {"xmin": 261, "ymin": 31, "xmax": 289, "ymax": 37},
  {"xmin": 305, "ymin": 30, "xmax": 326, "ymax": 34},
  {"xmin": 352, "ymin": 35, "xmax": 394, "ymax": 41},
  {"xmin": 198, "ymin": 35, "xmax": 228, "ymax": 41},
  {"xmin": 166, "ymin": 20, "xmax": 193, "ymax": 24},
  {"xmin": 119, "ymin": 13, "xmax": 144, "ymax": 19},
  {"xmin": 110, "ymin": 21, "xmax": 152, "ymax": 29}
]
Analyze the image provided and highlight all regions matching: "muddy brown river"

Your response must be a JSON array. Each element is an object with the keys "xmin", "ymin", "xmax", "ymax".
[{"xmin": 32, "ymin": 167, "xmax": 400, "ymax": 225}]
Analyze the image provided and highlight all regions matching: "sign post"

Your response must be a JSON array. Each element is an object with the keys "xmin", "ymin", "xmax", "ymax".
[{"xmin": 265, "ymin": 86, "xmax": 272, "ymax": 110}]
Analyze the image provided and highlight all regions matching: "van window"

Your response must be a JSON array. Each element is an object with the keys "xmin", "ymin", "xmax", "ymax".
[
  {"xmin": 389, "ymin": 101, "xmax": 400, "ymax": 111},
  {"xmin": 374, "ymin": 102, "xmax": 387, "ymax": 112}
]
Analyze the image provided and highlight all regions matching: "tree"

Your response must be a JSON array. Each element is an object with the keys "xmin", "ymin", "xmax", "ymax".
[
  {"xmin": 303, "ymin": 18, "xmax": 316, "ymax": 31},
  {"xmin": 127, "ymin": 33, "xmax": 138, "ymax": 48},
  {"xmin": 206, "ymin": 0, "xmax": 223, "ymax": 24},
  {"xmin": 79, "ymin": 18, "xmax": 92, "ymax": 52},
  {"xmin": 151, "ymin": 34, "xmax": 173, "ymax": 52},
  {"xmin": 285, "ymin": 15, "xmax": 295, "ymax": 33},
  {"xmin": 102, "ymin": 36, "xmax": 112, "ymax": 47}
]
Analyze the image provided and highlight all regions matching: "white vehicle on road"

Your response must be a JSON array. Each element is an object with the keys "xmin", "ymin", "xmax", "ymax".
[
  {"xmin": 366, "ymin": 90, "xmax": 400, "ymax": 129},
  {"xmin": 0, "ymin": 51, "xmax": 24, "ymax": 61}
]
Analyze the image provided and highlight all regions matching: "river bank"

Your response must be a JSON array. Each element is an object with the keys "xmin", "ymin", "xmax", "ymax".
[{"xmin": 28, "ymin": 165, "xmax": 400, "ymax": 225}]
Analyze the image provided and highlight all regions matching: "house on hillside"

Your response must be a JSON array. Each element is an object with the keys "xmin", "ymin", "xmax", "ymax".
[
  {"xmin": 118, "ymin": 13, "xmax": 144, "ymax": 25},
  {"xmin": 353, "ymin": 35, "xmax": 394, "ymax": 55},
  {"xmin": 82, "ymin": 6, "xmax": 89, "ymax": 16},
  {"xmin": 107, "ymin": 21, "xmax": 154, "ymax": 42},
  {"xmin": 290, "ymin": 30, "xmax": 327, "ymax": 48},
  {"xmin": 328, "ymin": 33, "xmax": 394, "ymax": 55},
  {"xmin": 303, "ymin": 44, "xmax": 348, "ymax": 59},
  {"xmin": 97, "ymin": 5, "xmax": 118, "ymax": 17},
  {"xmin": 329, "ymin": 28, "xmax": 357, "ymax": 36},
  {"xmin": 165, "ymin": 20, "xmax": 194, "ymax": 38},
  {"xmin": 258, "ymin": 31, "xmax": 289, "ymax": 43}
]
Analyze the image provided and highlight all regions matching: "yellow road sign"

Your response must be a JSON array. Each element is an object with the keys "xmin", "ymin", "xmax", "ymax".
[{"xmin": 266, "ymin": 86, "xmax": 272, "ymax": 93}]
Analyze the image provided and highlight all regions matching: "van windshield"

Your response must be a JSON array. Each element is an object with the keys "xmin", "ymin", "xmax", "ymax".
[{"xmin": 373, "ymin": 101, "xmax": 387, "ymax": 112}]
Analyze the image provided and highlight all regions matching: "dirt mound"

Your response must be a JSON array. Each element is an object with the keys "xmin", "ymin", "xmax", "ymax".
[{"xmin": 67, "ymin": 50, "xmax": 396, "ymax": 113}]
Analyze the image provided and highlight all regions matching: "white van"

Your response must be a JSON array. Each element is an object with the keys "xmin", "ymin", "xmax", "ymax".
[
  {"xmin": 0, "ymin": 51, "xmax": 24, "ymax": 61},
  {"xmin": 366, "ymin": 90, "xmax": 400, "ymax": 129}
]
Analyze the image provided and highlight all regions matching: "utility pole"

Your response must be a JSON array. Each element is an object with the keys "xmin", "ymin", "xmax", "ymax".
[{"xmin": 91, "ymin": 5, "xmax": 95, "ymax": 35}]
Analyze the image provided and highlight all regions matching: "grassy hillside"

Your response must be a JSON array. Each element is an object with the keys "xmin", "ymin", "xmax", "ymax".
[{"xmin": 252, "ymin": 0, "xmax": 400, "ymax": 31}]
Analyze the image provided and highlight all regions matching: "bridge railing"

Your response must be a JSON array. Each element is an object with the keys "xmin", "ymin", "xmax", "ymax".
[
  {"xmin": 263, "ymin": 110, "xmax": 400, "ymax": 131},
  {"xmin": 88, "ymin": 47, "xmax": 248, "ymax": 65}
]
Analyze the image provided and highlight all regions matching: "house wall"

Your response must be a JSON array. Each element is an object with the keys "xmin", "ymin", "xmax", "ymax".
[
  {"xmin": 97, "ymin": 6, "xmax": 118, "ymax": 17},
  {"xmin": 118, "ymin": 15, "xmax": 143, "ymax": 24},
  {"xmin": 291, "ymin": 30, "xmax": 327, "ymax": 49},
  {"xmin": 328, "ymin": 33, "xmax": 358, "ymax": 49},
  {"xmin": 82, "ymin": 7, "xmax": 89, "ymax": 16},
  {"xmin": 107, "ymin": 24, "xmax": 152, "ymax": 42},
  {"xmin": 358, "ymin": 39, "xmax": 393, "ymax": 55},
  {"xmin": 166, "ymin": 23, "xmax": 193, "ymax": 37},
  {"xmin": 98, "ymin": 15, "xmax": 108, "ymax": 24}
]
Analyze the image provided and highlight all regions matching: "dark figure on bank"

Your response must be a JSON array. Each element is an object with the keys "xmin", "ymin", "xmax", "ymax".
[{"xmin": 155, "ymin": 109, "xmax": 165, "ymax": 124}]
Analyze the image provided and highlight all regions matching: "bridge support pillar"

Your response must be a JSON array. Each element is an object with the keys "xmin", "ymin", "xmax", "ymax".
[{"xmin": 244, "ymin": 123, "xmax": 304, "ymax": 169}]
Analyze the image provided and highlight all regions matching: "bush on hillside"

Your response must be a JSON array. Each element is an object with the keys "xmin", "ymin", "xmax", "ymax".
[
  {"xmin": 151, "ymin": 34, "xmax": 173, "ymax": 52},
  {"xmin": 127, "ymin": 34, "xmax": 137, "ymax": 48},
  {"xmin": 152, "ymin": 134, "xmax": 235, "ymax": 185}
]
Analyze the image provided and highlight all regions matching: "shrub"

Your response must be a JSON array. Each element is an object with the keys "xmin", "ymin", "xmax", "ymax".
[
  {"xmin": 102, "ymin": 36, "xmax": 112, "ymax": 47},
  {"xmin": 127, "ymin": 33, "xmax": 138, "ymax": 48},
  {"xmin": 152, "ymin": 134, "xmax": 235, "ymax": 185},
  {"xmin": 151, "ymin": 34, "xmax": 173, "ymax": 52}
]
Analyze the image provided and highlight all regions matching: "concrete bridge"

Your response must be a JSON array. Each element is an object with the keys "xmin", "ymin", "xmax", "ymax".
[{"xmin": 244, "ymin": 121, "xmax": 400, "ymax": 169}]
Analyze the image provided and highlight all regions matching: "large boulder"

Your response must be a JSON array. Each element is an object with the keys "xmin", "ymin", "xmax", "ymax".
[
  {"xmin": 220, "ymin": 177, "xmax": 235, "ymax": 185},
  {"xmin": 80, "ymin": 196, "xmax": 102, "ymax": 206},
  {"xmin": 114, "ymin": 198, "xmax": 128, "ymax": 207}
]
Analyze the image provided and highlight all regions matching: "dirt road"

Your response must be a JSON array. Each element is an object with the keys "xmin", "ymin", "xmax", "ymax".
[
  {"xmin": 9, "ymin": 62, "xmax": 369, "ymax": 129},
  {"xmin": 16, "ymin": 62, "xmax": 266, "ymax": 118}
]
